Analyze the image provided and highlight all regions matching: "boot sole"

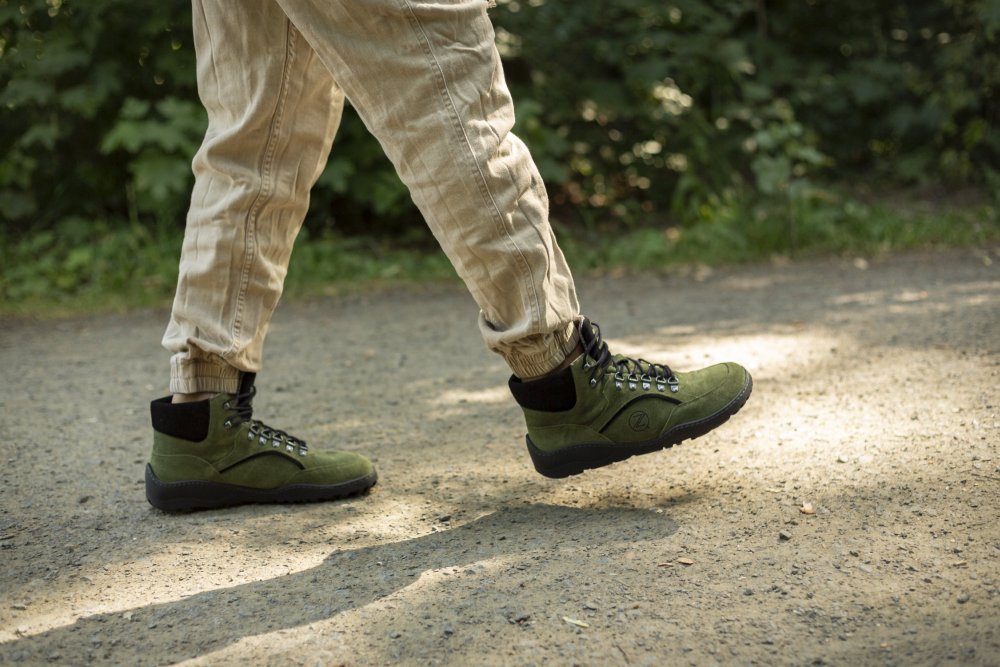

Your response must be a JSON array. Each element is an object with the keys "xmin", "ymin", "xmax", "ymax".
[
  {"xmin": 145, "ymin": 464, "xmax": 377, "ymax": 512},
  {"xmin": 526, "ymin": 372, "xmax": 753, "ymax": 479}
]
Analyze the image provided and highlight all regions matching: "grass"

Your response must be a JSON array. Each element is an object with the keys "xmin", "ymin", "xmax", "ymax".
[
  {"xmin": 2, "ymin": 189, "xmax": 998, "ymax": 319},
  {"xmin": 559, "ymin": 191, "xmax": 1000, "ymax": 271}
]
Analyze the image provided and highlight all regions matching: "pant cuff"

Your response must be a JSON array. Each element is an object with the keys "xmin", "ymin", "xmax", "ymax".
[
  {"xmin": 503, "ymin": 320, "xmax": 580, "ymax": 379},
  {"xmin": 169, "ymin": 356, "xmax": 241, "ymax": 395}
]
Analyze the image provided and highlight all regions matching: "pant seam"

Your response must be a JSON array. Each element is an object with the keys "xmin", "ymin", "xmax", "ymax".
[
  {"xmin": 227, "ymin": 18, "xmax": 297, "ymax": 363},
  {"xmin": 398, "ymin": 0, "xmax": 542, "ymax": 331}
]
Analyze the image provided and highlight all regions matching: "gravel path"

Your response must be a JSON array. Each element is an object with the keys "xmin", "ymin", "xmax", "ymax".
[{"xmin": 1, "ymin": 248, "xmax": 998, "ymax": 666}]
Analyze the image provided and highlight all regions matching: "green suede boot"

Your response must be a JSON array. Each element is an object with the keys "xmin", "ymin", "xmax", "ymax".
[
  {"xmin": 509, "ymin": 319, "xmax": 752, "ymax": 478},
  {"xmin": 145, "ymin": 373, "xmax": 376, "ymax": 511}
]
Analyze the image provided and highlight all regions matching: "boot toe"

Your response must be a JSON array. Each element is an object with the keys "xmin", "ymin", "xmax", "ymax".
[{"xmin": 292, "ymin": 451, "xmax": 375, "ymax": 485}]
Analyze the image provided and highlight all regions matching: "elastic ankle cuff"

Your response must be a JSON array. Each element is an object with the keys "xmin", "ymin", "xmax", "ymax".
[
  {"xmin": 170, "ymin": 357, "xmax": 241, "ymax": 395},
  {"xmin": 504, "ymin": 321, "xmax": 580, "ymax": 379}
]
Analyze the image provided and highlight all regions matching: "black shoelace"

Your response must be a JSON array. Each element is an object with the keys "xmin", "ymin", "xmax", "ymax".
[
  {"xmin": 222, "ymin": 383, "xmax": 308, "ymax": 452},
  {"xmin": 581, "ymin": 322, "xmax": 679, "ymax": 392}
]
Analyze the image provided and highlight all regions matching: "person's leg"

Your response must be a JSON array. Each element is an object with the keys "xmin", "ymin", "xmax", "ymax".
[
  {"xmin": 147, "ymin": 0, "xmax": 376, "ymax": 511},
  {"xmin": 269, "ymin": 0, "xmax": 751, "ymax": 478},
  {"xmin": 272, "ymin": 0, "xmax": 581, "ymax": 380},
  {"xmin": 163, "ymin": 0, "xmax": 345, "ymax": 395}
]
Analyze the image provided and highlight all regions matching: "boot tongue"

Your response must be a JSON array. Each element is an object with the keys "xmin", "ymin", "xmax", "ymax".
[
  {"xmin": 578, "ymin": 318, "xmax": 612, "ymax": 370},
  {"xmin": 235, "ymin": 372, "xmax": 256, "ymax": 408}
]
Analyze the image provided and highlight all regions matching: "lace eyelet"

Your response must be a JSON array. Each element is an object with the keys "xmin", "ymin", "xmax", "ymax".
[
  {"xmin": 589, "ymin": 378, "xmax": 598, "ymax": 387},
  {"xmin": 224, "ymin": 420, "xmax": 232, "ymax": 429},
  {"xmin": 223, "ymin": 401, "xmax": 230, "ymax": 410}
]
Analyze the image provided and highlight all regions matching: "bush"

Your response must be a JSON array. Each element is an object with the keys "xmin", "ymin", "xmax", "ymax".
[
  {"xmin": 492, "ymin": 0, "xmax": 1000, "ymax": 224},
  {"xmin": 0, "ymin": 1, "xmax": 199, "ymax": 228},
  {"xmin": 1, "ymin": 0, "xmax": 997, "ymax": 240}
]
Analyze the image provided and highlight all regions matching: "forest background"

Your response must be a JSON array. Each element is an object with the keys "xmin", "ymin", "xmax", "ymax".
[{"xmin": 1, "ymin": 0, "xmax": 998, "ymax": 314}]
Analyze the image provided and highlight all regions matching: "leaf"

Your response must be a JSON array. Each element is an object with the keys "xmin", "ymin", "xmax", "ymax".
[
  {"xmin": 131, "ymin": 154, "xmax": 194, "ymax": 204},
  {"xmin": 18, "ymin": 123, "xmax": 59, "ymax": 150},
  {"xmin": 317, "ymin": 158, "xmax": 356, "ymax": 193},
  {"xmin": 562, "ymin": 617, "xmax": 590, "ymax": 628},
  {"xmin": 0, "ymin": 79, "xmax": 57, "ymax": 107},
  {"xmin": 751, "ymin": 155, "xmax": 791, "ymax": 195}
]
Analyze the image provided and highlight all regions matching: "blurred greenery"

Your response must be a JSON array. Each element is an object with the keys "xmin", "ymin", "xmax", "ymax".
[
  {"xmin": 1, "ymin": 0, "xmax": 998, "ymax": 312},
  {"xmin": 3, "ymin": 192, "xmax": 997, "ymax": 317}
]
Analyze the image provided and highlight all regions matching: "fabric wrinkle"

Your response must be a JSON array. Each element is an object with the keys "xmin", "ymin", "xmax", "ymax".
[{"xmin": 164, "ymin": 0, "xmax": 581, "ymax": 390}]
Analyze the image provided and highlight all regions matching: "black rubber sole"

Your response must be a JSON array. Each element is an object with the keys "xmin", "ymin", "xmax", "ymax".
[
  {"xmin": 527, "ymin": 372, "xmax": 753, "ymax": 479},
  {"xmin": 145, "ymin": 464, "xmax": 378, "ymax": 512}
]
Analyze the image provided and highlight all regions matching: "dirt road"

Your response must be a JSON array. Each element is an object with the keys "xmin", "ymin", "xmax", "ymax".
[{"xmin": 1, "ymin": 249, "xmax": 998, "ymax": 666}]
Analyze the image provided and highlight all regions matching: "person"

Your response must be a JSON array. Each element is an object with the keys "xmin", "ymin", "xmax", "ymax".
[{"xmin": 144, "ymin": 0, "xmax": 753, "ymax": 511}]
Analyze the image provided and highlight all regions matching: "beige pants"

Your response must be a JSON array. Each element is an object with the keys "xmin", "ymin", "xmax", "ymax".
[{"xmin": 163, "ymin": 0, "xmax": 580, "ymax": 394}]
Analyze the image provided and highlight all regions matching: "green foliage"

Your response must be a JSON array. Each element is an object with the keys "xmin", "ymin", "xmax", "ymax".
[
  {"xmin": 492, "ymin": 0, "xmax": 999, "ymax": 226},
  {"xmin": 0, "ymin": 0, "xmax": 198, "ymax": 228},
  {"xmin": 556, "ymin": 195, "xmax": 1000, "ymax": 271},
  {"xmin": 3, "ymin": 195, "xmax": 997, "ymax": 316},
  {"xmin": 306, "ymin": 110, "xmax": 421, "ymax": 235},
  {"xmin": 1, "ymin": 0, "xmax": 997, "ymax": 305},
  {"xmin": 100, "ymin": 96, "xmax": 206, "ymax": 217},
  {"xmin": 283, "ymin": 229, "xmax": 456, "ymax": 291},
  {"xmin": 0, "ymin": 216, "xmax": 182, "ymax": 309},
  {"xmin": 0, "ymin": 218, "xmax": 457, "ymax": 314}
]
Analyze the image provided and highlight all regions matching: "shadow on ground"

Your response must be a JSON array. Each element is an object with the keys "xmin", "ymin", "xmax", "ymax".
[{"xmin": 0, "ymin": 505, "xmax": 676, "ymax": 665}]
